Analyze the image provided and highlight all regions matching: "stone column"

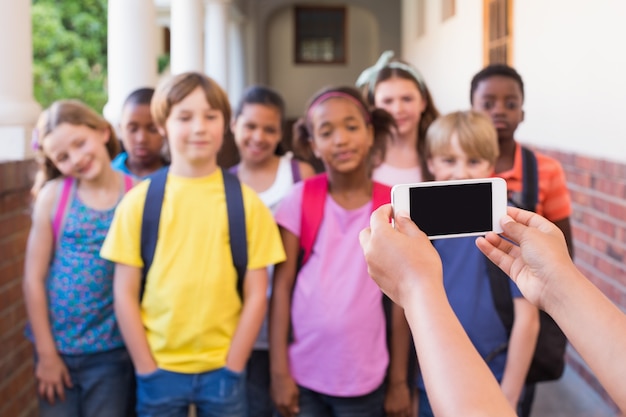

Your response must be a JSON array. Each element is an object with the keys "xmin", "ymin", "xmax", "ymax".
[
  {"xmin": 0, "ymin": 0, "xmax": 41, "ymax": 160},
  {"xmin": 104, "ymin": 0, "xmax": 159, "ymax": 126},
  {"xmin": 204, "ymin": 0, "xmax": 231, "ymax": 90},
  {"xmin": 228, "ymin": 5, "xmax": 246, "ymax": 103},
  {"xmin": 170, "ymin": 0, "xmax": 204, "ymax": 74}
]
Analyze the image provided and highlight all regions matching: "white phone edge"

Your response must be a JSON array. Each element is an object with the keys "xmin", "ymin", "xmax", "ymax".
[{"xmin": 390, "ymin": 178, "xmax": 508, "ymax": 239}]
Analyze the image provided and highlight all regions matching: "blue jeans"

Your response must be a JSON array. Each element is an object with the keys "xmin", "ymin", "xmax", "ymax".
[
  {"xmin": 417, "ymin": 389, "xmax": 434, "ymax": 417},
  {"xmin": 38, "ymin": 347, "xmax": 134, "ymax": 417},
  {"xmin": 246, "ymin": 350, "xmax": 275, "ymax": 417},
  {"xmin": 136, "ymin": 367, "xmax": 246, "ymax": 417},
  {"xmin": 297, "ymin": 384, "xmax": 385, "ymax": 417}
]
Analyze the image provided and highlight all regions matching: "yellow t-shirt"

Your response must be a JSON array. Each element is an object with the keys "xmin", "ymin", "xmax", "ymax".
[{"xmin": 100, "ymin": 169, "xmax": 286, "ymax": 373}]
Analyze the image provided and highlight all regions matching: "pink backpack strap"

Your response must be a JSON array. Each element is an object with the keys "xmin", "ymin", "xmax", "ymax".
[
  {"xmin": 52, "ymin": 177, "xmax": 75, "ymax": 242},
  {"xmin": 123, "ymin": 175, "xmax": 134, "ymax": 193},
  {"xmin": 372, "ymin": 181, "xmax": 391, "ymax": 211},
  {"xmin": 300, "ymin": 173, "xmax": 328, "ymax": 266}
]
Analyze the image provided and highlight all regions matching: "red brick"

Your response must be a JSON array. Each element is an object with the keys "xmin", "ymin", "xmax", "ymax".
[
  {"xmin": 568, "ymin": 171, "xmax": 592, "ymax": 188},
  {"xmin": 0, "ymin": 212, "xmax": 31, "ymax": 238},
  {"xmin": 0, "ymin": 279, "xmax": 24, "ymax": 317},
  {"xmin": 569, "ymin": 188, "xmax": 591, "ymax": 206}
]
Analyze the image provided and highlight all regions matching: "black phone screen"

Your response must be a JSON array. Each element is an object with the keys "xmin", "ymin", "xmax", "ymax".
[{"xmin": 409, "ymin": 182, "xmax": 493, "ymax": 236}]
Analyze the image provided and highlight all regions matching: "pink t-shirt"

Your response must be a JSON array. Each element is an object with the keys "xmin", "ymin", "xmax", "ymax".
[{"xmin": 275, "ymin": 183, "xmax": 389, "ymax": 397}]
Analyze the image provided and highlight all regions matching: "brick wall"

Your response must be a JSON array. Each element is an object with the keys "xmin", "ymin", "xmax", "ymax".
[
  {"xmin": 0, "ymin": 159, "xmax": 37, "ymax": 417},
  {"xmin": 539, "ymin": 146, "xmax": 626, "ymax": 408}
]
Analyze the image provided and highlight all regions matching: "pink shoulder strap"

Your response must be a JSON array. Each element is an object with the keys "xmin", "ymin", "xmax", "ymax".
[
  {"xmin": 300, "ymin": 177, "xmax": 390, "ymax": 266},
  {"xmin": 123, "ymin": 175, "xmax": 134, "ymax": 192},
  {"xmin": 52, "ymin": 177, "xmax": 75, "ymax": 242},
  {"xmin": 372, "ymin": 181, "xmax": 391, "ymax": 210},
  {"xmin": 300, "ymin": 173, "xmax": 328, "ymax": 266}
]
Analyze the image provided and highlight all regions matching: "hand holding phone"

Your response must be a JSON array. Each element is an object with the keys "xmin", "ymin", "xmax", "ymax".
[{"xmin": 391, "ymin": 178, "xmax": 507, "ymax": 239}]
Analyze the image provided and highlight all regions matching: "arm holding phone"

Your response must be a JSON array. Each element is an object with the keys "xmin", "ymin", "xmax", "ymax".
[
  {"xmin": 476, "ymin": 207, "xmax": 626, "ymax": 413},
  {"xmin": 359, "ymin": 205, "xmax": 516, "ymax": 417},
  {"xmin": 361, "ymin": 203, "xmax": 626, "ymax": 416}
]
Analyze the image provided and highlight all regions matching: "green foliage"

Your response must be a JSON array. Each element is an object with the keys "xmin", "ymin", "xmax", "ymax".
[
  {"xmin": 32, "ymin": 0, "xmax": 108, "ymax": 112},
  {"xmin": 158, "ymin": 53, "xmax": 170, "ymax": 74}
]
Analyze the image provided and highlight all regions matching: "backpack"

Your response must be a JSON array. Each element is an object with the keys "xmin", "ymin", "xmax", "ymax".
[
  {"xmin": 298, "ymin": 173, "xmax": 397, "ymax": 342},
  {"xmin": 139, "ymin": 167, "xmax": 247, "ymax": 301},
  {"xmin": 52, "ymin": 175, "xmax": 134, "ymax": 243},
  {"xmin": 299, "ymin": 173, "xmax": 389, "ymax": 265},
  {"xmin": 486, "ymin": 146, "xmax": 567, "ymax": 384}
]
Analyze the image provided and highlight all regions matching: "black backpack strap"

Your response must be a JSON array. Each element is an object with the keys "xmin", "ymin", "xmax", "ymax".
[
  {"xmin": 140, "ymin": 167, "xmax": 169, "ymax": 300},
  {"xmin": 485, "ymin": 259, "xmax": 515, "ymax": 362},
  {"xmin": 520, "ymin": 146, "xmax": 539, "ymax": 211},
  {"xmin": 140, "ymin": 167, "xmax": 248, "ymax": 301},
  {"xmin": 222, "ymin": 168, "xmax": 248, "ymax": 299}
]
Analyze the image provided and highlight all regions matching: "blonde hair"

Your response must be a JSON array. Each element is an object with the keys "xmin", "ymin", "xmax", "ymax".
[
  {"xmin": 33, "ymin": 100, "xmax": 120, "ymax": 194},
  {"xmin": 151, "ymin": 72, "xmax": 231, "ymax": 131},
  {"xmin": 425, "ymin": 110, "xmax": 499, "ymax": 165}
]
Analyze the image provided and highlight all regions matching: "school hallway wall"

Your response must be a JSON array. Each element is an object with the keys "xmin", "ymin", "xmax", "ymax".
[{"xmin": 402, "ymin": 0, "xmax": 626, "ymax": 410}]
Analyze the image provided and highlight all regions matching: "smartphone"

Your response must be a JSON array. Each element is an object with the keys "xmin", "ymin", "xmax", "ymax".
[{"xmin": 391, "ymin": 178, "xmax": 507, "ymax": 239}]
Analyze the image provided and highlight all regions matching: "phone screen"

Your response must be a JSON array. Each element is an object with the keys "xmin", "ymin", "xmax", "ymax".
[{"xmin": 409, "ymin": 182, "xmax": 493, "ymax": 236}]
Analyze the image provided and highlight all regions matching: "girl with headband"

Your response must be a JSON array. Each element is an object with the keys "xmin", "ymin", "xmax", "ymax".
[
  {"xmin": 270, "ymin": 86, "xmax": 412, "ymax": 417},
  {"xmin": 356, "ymin": 50, "xmax": 440, "ymax": 184}
]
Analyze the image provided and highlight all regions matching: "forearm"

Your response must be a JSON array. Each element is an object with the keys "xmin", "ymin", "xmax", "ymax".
[
  {"xmin": 387, "ymin": 303, "xmax": 410, "ymax": 385},
  {"xmin": 23, "ymin": 280, "xmax": 57, "ymax": 356},
  {"xmin": 405, "ymin": 281, "xmax": 516, "ymax": 417},
  {"xmin": 546, "ymin": 269, "xmax": 626, "ymax": 411},
  {"xmin": 114, "ymin": 292, "xmax": 155, "ymax": 373},
  {"xmin": 269, "ymin": 281, "xmax": 293, "ymax": 377},
  {"xmin": 227, "ymin": 291, "xmax": 266, "ymax": 372},
  {"xmin": 500, "ymin": 301, "xmax": 539, "ymax": 405}
]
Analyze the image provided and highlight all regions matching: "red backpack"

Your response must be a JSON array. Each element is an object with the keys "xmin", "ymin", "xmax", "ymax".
[{"xmin": 299, "ymin": 172, "xmax": 390, "ymax": 266}]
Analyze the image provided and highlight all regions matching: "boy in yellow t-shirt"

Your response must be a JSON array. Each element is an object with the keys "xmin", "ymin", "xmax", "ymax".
[{"xmin": 101, "ymin": 72, "xmax": 286, "ymax": 417}]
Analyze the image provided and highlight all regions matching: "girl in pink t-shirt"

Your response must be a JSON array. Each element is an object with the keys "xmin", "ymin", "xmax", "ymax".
[{"xmin": 270, "ymin": 86, "xmax": 412, "ymax": 417}]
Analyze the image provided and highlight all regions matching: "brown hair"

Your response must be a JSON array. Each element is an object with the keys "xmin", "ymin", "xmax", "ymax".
[
  {"xmin": 151, "ymin": 72, "xmax": 231, "ymax": 132},
  {"xmin": 366, "ymin": 64, "xmax": 440, "ymax": 180},
  {"xmin": 33, "ymin": 100, "xmax": 121, "ymax": 193},
  {"xmin": 292, "ymin": 86, "xmax": 395, "ymax": 169},
  {"xmin": 425, "ymin": 110, "xmax": 499, "ymax": 165}
]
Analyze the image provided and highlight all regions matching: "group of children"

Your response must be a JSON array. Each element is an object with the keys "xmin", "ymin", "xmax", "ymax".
[{"xmin": 23, "ymin": 50, "xmax": 573, "ymax": 417}]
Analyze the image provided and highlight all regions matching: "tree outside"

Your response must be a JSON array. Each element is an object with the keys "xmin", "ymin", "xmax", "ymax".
[{"xmin": 32, "ymin": 0, "xmax": 108, "ymax": 112}]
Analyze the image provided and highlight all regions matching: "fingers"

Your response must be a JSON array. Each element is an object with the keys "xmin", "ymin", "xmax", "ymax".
[
  {"xmin": 393, "ymin": 211, "xmax": 425, "ymax": 238},
  {"xmin": 358, "ymin": 227, "xmax": 372, "ymax": 250},
  {"xmin": 39, "ymin": 380, "xmax": 63, "ymax": 404},
  {"xmin": 55, "ymin": 379, "xmax": 66, "ymax": 402},
  {"xmin": 475, "ymin": 233, "xmax": 516, "ymax": 277},
  {"xmin": 505, "ymin": 207, "xmax": 555, "ymax": 233},
  {"xmin": 370, "ymin": 204, "xmax": 393, "ymax": 231}
]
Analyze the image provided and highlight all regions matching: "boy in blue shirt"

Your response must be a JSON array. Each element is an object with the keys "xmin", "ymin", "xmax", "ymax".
[{"xmin": 416, "ymin": 111, "xmax": 540, "ymax": 417}]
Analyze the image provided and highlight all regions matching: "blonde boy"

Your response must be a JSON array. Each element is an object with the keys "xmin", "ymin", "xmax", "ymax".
[
  {"xmin": 101, "ymin": 72, "xmax": 285, "ymax": 417},
  {"xmin": 415, "ymin": 111, "xmax": 540, "ymax": 417}
]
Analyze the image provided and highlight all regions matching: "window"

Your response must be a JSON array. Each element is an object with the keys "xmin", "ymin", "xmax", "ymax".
[
  {"xmin": 483, "ymin": 0, "xmax": 513, "ymax": 65},
  {"xmin": 295, "ymin": 6, "xmax": 346, "ymax": 64}
]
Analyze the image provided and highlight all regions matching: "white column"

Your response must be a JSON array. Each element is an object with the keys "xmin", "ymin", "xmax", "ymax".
[
  {"xmin": 0, "ymin": 0, "xmax": 41, "ymax": 160},
  {"xmin": 204, "ymin": 0, "xmax": 230, "ymax": 89},
  {"xmin": 170, "ymin": 0, "xmax": 204, "ymax": 74},
  {"xmin": 104, "ymin": 0, "xmax": 159, "ymax": 126},
  {"xmin": 228, "ymin": 5, "xmax": 246, "ymax": 104}
]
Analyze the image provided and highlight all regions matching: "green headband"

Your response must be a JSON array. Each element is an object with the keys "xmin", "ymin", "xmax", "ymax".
[{"xmin": 355, "ymin": 50, "xmax": 426, "ymax": 94}]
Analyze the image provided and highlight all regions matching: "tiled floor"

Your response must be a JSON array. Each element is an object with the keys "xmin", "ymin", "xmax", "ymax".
[{"xmin": 531, "ymin": 365, "xmax": 619, "ymax": 417}]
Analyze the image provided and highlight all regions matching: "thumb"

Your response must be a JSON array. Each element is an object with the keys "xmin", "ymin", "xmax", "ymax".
[
  {"xmin": 394, "ymin": 210, "xmax": 424, "ymax": 237},
  {"xmin": 499, "ymin": 214, "xmax": 527, "ymax": 245}
]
